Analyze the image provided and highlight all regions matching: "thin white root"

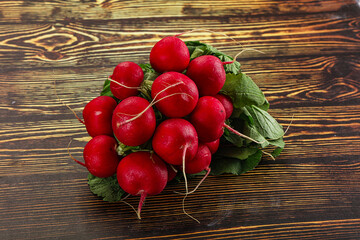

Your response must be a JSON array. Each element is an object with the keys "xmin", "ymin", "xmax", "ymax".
[
  {"xmin": 174, "ymin": 28, "xmax": 242, "ymax": 47},
  {"xmin": 67, "ymin": 139, "xmax": 86, "ymax": 167},
  {"xmin": 267, "ymin": 114, "xmax": 295, "ymax": 141},
  {"xmin": 53, "ymin": 80, "xmax": 85, "ymax": 124},
  {"xmin": 170, "ymin": 164, "xmax": 178, "ymax": 173},
  {"xmin": 188, "ymin": 168, "xmax": 210, "ymax": 195},
  {"xmin": 173, "ymin": 168, "xmax": 210, "ymax": 195},
  {"xmin": 182, "ymin": 145, "xmax": 189, "ymax": 194},
  {"xmin": 120, "ymin": 199, "xmax": 140, "ymax": 219},
  {"xmin": 108, "ymin": 77, "xmax": 141, "ymax": 90},
  {"xmin": 181, "ymin": 194, "xmax": 200, "ymax": 224},
  {"xmin": 173, "ymin": 28, "xmax": 265, "ymax": 63},
  {"xmin": 262, "ymin": 150, "xmax": 276, "ymax": 161},
  {"xmin": 284, "ymin": 114, "xmax": 295, "ymax": 136},
  {"xmin": 118, "ymin": 81, "xmax": 191, "ymax": 126},
  {"xmin": 232, "ymin": 48, "xmax": 265, "ymax": 62}
]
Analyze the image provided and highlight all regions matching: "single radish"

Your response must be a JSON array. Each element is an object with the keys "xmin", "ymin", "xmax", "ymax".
[
  {"xmin": 204, "ymin": 138, "xmax": 220, "ymax": 154},
  {"xmin": 190, "ymin": 96, "xmax": 226, "ymax": 143},
  {"xmin": 117, "ymin": 152, "xmax": 168, "ymax": 219},
  {"xmin": 151, "ymin": 72, "xmax": 199, "ymax": 118},
  {"xmin": 152, "ymin": 118, "xmax": 198, "ymax": 166},
  {"xmin": 83, "ymin": 96, "xmax": 117, "ymax": 137},
  {"xmin": 190, "ymin": 96, "xmax": 262, "ymax": 144},
  {"xmin": 70, "ymin": 135, "xmax": 120, "ymax": 178},
  {"xmin": 214, "ymin": 93, "xmax": 234, "ymax": 119},
  {"xmin": 185, "ymin": 144, "xmax": 211, "ymax": 175},
  {"xmin": 109, "ymin": 62, "xmax": 144, "ymax": 100},
  {"xmin": 150, "ymin": 36, "xmax": 190, "ymax": 73},
  {"xmin": 186, "ymin": 55, "xmax": 226, "ymax": 96},
  {"xmin": 112, "ymin": 96, "xmax": 156, "ymax": 146}
]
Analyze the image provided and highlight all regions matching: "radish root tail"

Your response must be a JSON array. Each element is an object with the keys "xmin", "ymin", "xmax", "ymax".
[
  {"xmin": 223, "ymin": 123, "xmax": 265, "ymax": 144},
  {"xmin": 182, "ymin": 145, "xmax": 189, "ymax": 194},
  {"xmin": 222, "ymin": 48, "xmax": 265, "ymax": 65},
  {"xmin": 53, "ymin": 80, "xmax": 85, "ymax": 125},
  {"xmin": 188, "ymin": 168, "xmax": 211, "ymax": 195},
  {"xmin": 67, "ymin": 139, "xmax": 86, "ymax": 167},
  {"xmin": 137, "ymin": 192, "xmax": 147, "ymax": 220},
  {"xmin": 182, "ymin": 194, "xmax": 200, "ymax": 224},
  {"xmin": 120, "ymin": 192, "xmax": 147, "ymax": 220}
]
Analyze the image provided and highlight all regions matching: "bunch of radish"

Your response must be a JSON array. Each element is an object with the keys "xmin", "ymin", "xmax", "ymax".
[{"xmin": 69, "ymin": 34, "xmax": 285, "ymax": 221}]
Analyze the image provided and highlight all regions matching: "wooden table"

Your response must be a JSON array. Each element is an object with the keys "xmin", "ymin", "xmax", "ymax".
[{"xmin": 1, "ymin": 0, "xmax": 359, "ymax": 239}]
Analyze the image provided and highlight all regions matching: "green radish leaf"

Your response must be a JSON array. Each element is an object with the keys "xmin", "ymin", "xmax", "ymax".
[
  {"xmin": 215, "ymin": 146, "xmax": 258, "ymax": 160},
  {"xmin": 221, "ymin": 73, "xmax": 267, "ymax": 109},
  {"xmin": 88, "ymin": 173, "xmax": 125, "ymax": 202},
  {"xmin": 245, "ymin": 105, "xmax": 284, "ymax": 140},
  {"xmin": 100, "ymin": 78, "xmax": 116, "ymax": 99},
  {"xmin": 268, "ymin": 137, "xmax": 285, "ymax": 149},
  {"xmin": 139, "ymin": 63, "xmax": 160, "ymax": 81},
  {"xmin": 210, "ymin": 149, "xmax": 263, "ymax": 175},
  {"xmin": 271, "ymin": 147, "xmax": 284, "ymax": 158}
]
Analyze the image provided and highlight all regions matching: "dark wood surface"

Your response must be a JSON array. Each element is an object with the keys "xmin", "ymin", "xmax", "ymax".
[{"xmin": 1, "ymin": 0, "xmax": 359, "ymax": 239}]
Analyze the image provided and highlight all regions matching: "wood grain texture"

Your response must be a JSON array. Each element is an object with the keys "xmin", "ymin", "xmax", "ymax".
[
  {"xmin": 0, "ymin": 12, "xmax": 359, "ymax": 70},
  {"xmin": 0, "ymin": 0, "xmax": 356, "ymax": 23},
  {"xmin": 0, "ymin": 168, "xmax": 359, "ymax": 239},
  {"xmin": 0, "ymin": 0, "xmax": 359, "ymax": 239}
]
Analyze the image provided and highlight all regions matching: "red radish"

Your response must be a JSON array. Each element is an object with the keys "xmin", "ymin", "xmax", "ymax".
[
  {"xmin": 191, "ymin": 96, "xmax": 263, "ymax": 144},
  {"xmin": 70, "ymin": 135, "xmax": 120, "ymax": 178},
  {"xmin": 109, "ymin": 62, "xmax": 144, "ymax": 100},
  {"xmin": 83, "ymin": 96, "xmax": 117, "ymax": 137},
  {"xmin": 150, "ymin": 36, "xmax": 190, "ymax": 73},
  {"xmin": 185, "ymin": 144, "xmax": 211, "ymax": 174},
  {"xmin": 214, "ymin": 93, "xmax": 233, "ymax": 119},
  {"xmin": 151, "ymin": 72, "xmax": 199, "ymax": 118},
  {"xmin": 152, "ymin": 118, "xmax": 198, "ymax": 166},
  {"xmin": 117, "ymin": 152, "xmax": 168, "ymax": 219},
  {"xmin": 112, "ymin": 96, "xmax": 156, "ymax": 146},
  {"xmin": 204, "ymin": 138, "xmax": 220, "ymax": 154},
  {"xmin": 190, "ymin": 96, "xmax": 226, "ymax": 143},
  {"xmin": 186, "ymin": 55, "xmax": 226, "ymax": 96}
]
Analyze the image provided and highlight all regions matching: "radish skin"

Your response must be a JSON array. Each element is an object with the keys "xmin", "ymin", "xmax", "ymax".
[
  {"xmin": 80, "ymin": 135, "xmax": 120, "ymax": 178},
  {"xmin": 83, "ymin": 96, "xmax": 117, "ymax": 138},
  {"xmin": 117, "ymin": 152, "xmax": 168, "ymax": 219},
  {"xmin": 112, "ymin": 96, "xmax": 156, "ymax": 146},
  {"xmin": 109, "ymin": 62, "xmax": 144, "ymax": 100},
  {"xmin": 214, "ymin": 93, "xmax": 234, "ymax": 119},
  {"xmin": 151, "ymin": 72, "xmax": 199, "ymax": 118},
  {"xmin": 150, "ymin": 36, "xmax": 190, "ymax": 73},
  {"xmin": 152, "ymin": 118, "xmax": 198, "ymax": 166},
  {"xmin": 186, "ymin": 55, "xmax": 226, "ymax": 96}
]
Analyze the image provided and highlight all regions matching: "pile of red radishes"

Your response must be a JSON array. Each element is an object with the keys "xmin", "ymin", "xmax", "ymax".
[{"xmin": 71, "ymin": 35, "xmax": 285, "ymax": 220}]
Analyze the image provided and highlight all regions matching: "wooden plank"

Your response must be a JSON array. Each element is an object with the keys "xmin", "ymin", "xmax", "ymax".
[
  {"xmin": 245, "ymin": 55, "xmax": 360, "ymax": 108},
  {"xmin": 0, "ymin": 0, "xmax": 356, "ymax": 23},
  {"xmin": 0, "ymin": 168, "xmax": 359, "ymax": 239},
  {"xmin": 131, "ymin": 219, "xmax": 360, "ymax": 239},
  {"xmin": 0, "ymin": 13, "xmax": 359, "ymax": 70}
]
